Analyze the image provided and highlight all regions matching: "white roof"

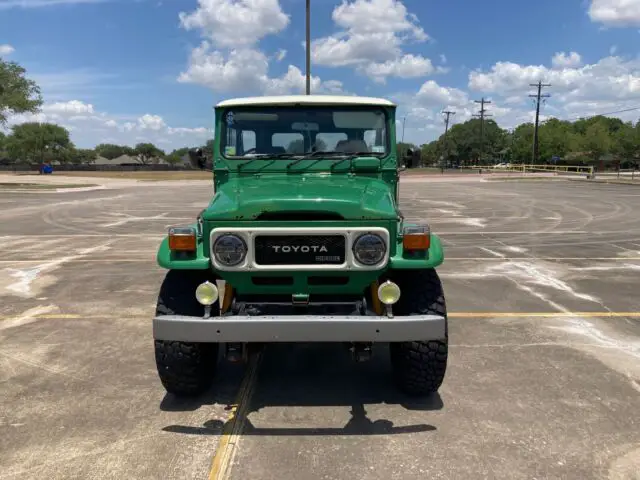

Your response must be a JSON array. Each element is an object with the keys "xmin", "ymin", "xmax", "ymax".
[{"xmin": 215, "ymin": 95, "xmax": 396, "ymax": 108}]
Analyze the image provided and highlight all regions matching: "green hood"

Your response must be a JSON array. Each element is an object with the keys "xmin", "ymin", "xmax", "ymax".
[{"xmin": 202, "ymin": 174, "xmax": 398, "ymax": 221}]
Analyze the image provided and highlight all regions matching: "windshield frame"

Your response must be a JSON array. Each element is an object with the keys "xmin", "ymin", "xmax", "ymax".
[{"xmin": 217, "ymin": 105, "xmax": 391, "ymax": 161}]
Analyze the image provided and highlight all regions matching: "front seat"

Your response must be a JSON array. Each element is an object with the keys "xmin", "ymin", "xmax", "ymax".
[{"xmin": 335, "ymin": 139, "xmax": 368, "ymax": 153}]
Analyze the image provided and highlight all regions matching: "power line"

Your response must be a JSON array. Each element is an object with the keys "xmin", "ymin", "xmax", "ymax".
[
  {"xmin": 473, "ymin": 98, "xmax": 492, "ymax": 163},
  {"xmin": 566, "ymin": 105, "xmax": 640, "ymax": 120},
  {"xmin": 529, "ymin": 81, "xmax": 551, "ymax": 163}
]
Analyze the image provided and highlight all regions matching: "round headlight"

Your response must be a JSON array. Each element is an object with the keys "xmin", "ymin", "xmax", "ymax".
[
  {"xmin": 195, "ymin": 281, "xmax": 219, "ymax": 306},
  {"xmin": 352, "ymin": 233, "xmax": 386, "ymax": 265},
  {"xmin": 377, "ymin": 280, "xmax": 401, "ymax": 305},
  {"xmin": 213, "ymin": 234, "xmax": 247, "ymax": 266}
]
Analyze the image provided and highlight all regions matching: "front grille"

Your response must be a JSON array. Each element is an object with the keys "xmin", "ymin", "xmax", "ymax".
[
  {"xmin": 254, "ymin": 235, "xmax": 346, "ymax": 265},
  {"xmin": 251, "ymin": 276, "xmax": 294, "ymax": 286}
]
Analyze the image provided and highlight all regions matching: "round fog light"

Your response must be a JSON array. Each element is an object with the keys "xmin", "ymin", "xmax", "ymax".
[
  {"xmin": 377, "ymin": 280, "xmax": 401, "ymax": 305},
  {"xmin": 195, "ymin": 281, "xmax": 219, "ymax": 306}
]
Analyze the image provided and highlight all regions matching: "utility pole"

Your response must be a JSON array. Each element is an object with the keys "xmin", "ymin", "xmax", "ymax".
[
  {"xmin": 443, "ymin": 110, "xmax": 455, "ymax": 135},
  {"xmin": 529, "ymin": 80, "xmax": 550, "ymax": 163},
  {"xmin": 305, "ymin": 0, "xmax": 311, "ymax": 95},
  {"xmin": 473, "ymin": 98, "xmax": 492, "ymax": 165},
  {"xmin": 401, "ymin": 115, "xmax": 406, "ymax": 144},
  {"xmin": 442, "ymin": 110, "xmax": 455, "ymax": 169}
]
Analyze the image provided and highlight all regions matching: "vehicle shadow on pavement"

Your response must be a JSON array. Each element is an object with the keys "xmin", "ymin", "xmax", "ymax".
[{"xmin": 161, "ymin": 342, "xmax": 442, "ymax": 437}]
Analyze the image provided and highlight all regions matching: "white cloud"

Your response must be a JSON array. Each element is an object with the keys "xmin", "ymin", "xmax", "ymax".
[
  {"xmin": 177, "ymin": 1, "xmax": 343, "ymax": 96},
  {"xmin": 415, "ymin": 80, "xmax": 469, "ymax": 108},
  {"xmin": 310, "ymin": 0, "xmax": 433, "ymax": 81},
  {"xmin": 5, "ymin": 99, "xmax": 210, "ymax": 149},
  {"xmin": 137, "ymin": 114, "xmax": 166, "ymax": 131},
  {"xmin": 178, "ymin": 44, "xmax": 268, "ymax": 93},
  {"xmin": 588, "ymin": 0, "xmax": 640, "ymax": 27},
  {"xmin": 178, "ymin": 0, "xmax": 289, "ymax": 48},
  {"xmin": 42, "ymin": 100, "xmax": 94, "ymax": 115},
  {"xmin": 552, "ymin": 51, "xmax": 582, "ymax": 68},
  {"xmin": 0, "ymin": 44, "xmax": 15, "ymax": 55},
  {"xmin": 440, "ymin": 54, "xmax": 447, "ymax": 64},
  {"xmin": 331, "ymin": 0, "xmax": 427, "ymax": 41},
  {"xmin": 360, "ymin": 55, "xmax": 434, "ymax": 83},
  {"xmin": 178, "ymin": 42, "xmax": 344, "ymax": 95},
  {"xmin": 466, "ymin": 54, "xmax": 640, "ymax": 130},
  {"xmin": 610, "ymin": 45, "xmax": 618, "ymax": 55},
  {"xmin": 468, "ymin": 55, "xmax": 640, "ymax": 107}
]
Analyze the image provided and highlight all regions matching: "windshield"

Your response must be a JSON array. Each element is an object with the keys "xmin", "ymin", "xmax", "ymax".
[{"xmin": 220, "ymin": 106, "xmax": 388, "ymax": 158}]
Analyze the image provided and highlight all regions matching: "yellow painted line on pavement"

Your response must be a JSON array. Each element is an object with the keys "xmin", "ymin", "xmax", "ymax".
[{"xmin": 208, "ymin": 351, "xmax": 263, "ymax": 480}]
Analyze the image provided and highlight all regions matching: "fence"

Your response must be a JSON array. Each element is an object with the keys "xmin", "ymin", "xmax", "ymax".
[
  {"xmin": 452, "ymin": 164, "xmax": 595, "ymax": 177},
  {"xmin": 594, "ymin": 168, "xmax": 640, "ymax": 181},
  {"xmin": 0, "ymin": 163, "xmax": 195, "ymax": 173}
]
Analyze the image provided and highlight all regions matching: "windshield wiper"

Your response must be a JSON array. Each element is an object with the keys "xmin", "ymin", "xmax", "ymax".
[
  {"xmin": 301, "ymin": 150, "xmax": 349, "ymax": 158},
  {"xmin": 241, "ymin": 152, "xmax": 299, "ymax": 159},
  {"xmin": 238, "ymin": 152, "xmax": 301, "ymax": 170},
  {"xmin": 285, "ymin": 151, "xmax": 348, "ymax": 170}
]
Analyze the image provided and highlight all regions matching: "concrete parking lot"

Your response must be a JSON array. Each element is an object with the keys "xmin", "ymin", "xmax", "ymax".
[{"xmin": 1, "ymin": 176, "xmax": 639, "ymax": 479}]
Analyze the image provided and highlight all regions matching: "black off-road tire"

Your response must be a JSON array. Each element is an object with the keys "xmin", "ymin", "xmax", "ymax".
[
  {"xmin": 154, "ymin": 270, "xmax": 219, "ymax": 397},
  {"xmin": 387, "ymin": 268, "xmax": 448, "ymax": 396}
]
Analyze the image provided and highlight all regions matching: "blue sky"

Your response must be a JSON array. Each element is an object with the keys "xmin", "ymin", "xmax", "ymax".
[{"xmin": 2, "ymin": 0, "xmax": 640, "ymax": 150}]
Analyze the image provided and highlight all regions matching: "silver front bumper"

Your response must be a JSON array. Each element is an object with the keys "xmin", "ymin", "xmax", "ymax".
[{"xmin": 153, "ymin": 314, "xmax": 446, "ymax": 343}]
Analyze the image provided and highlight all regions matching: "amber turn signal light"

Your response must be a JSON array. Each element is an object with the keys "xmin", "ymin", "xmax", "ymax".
[
  {"xmin": 402, "ymin": 225, "xmax": 431, "ymax": 251},
  {"xmin": 168, "ymin": 227, "xmax": 197, "ymax": 252}
]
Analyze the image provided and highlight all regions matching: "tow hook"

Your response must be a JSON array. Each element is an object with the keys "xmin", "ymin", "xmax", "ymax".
[
  {"xmin": 350, "ymin": 342, "xmax": 372, "ymax": 362},
  {"xmin": 225, "ymin": 342, "xmax": 245, "ymax": 362}
]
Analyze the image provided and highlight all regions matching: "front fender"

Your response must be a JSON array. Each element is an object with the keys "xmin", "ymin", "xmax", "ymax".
[
  {"xmin": 388, "ymin": 233, "xmax": 444, "ymax": 269},
  {"xmin": 156, "ymin": 236, "xmax": 211, "ymax": 270}
]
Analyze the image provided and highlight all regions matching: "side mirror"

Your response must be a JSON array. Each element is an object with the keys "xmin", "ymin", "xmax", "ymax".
[{"xmin": 188, "ymin": 147, "xmax": 207, "ymax": 170}]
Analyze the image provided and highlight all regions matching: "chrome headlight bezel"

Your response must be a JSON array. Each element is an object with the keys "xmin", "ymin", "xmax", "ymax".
[
  {"xmin": 212, "ymin": 234, "xmax": 247, "ymax": 267},
  {"xmin": 352, "ymin": 233, "xmax": 387, "ymax": 266}
]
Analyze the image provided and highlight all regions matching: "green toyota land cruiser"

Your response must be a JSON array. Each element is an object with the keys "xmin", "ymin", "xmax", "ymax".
[{"xmin": 153, "ymin": 95, "xmax": 448, "ymax": 397}]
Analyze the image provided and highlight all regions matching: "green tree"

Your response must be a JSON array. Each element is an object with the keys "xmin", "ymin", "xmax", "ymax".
[
  {"xmin": 6, "ymin": 122, "xmax": 72, "ymax": 163},
  {"xmin": 397, "ymin": 141, "xmax": 417, "ymax": 160},
  {"xmin": 202, "ymin": 139, "xmax": 214, "ymax": 159},
  {"xmin": 581, "ymin": 122, "xmax": 611, "ymax": 164},
  {"xmin": 510, "ymin": 123, "xmax": 534, "ymax": 163},
  {"xmin": 445, "ymin": 119, "xmax": 506, "ymax": 164},
  {"xmin": 538, "ymin": 118, "xmax": 579, "ymax": 163},
  {"xmin": 0, "ymin": 58, "xmax": 43, "ymax": 127},
  {"xmin": 134, "ymin": 142, "xmax": 164, "ymax": 164},
  {"xmin": 611, "ymin": 122, "xmax": 640, "ymax": 165},
  {"xmin": 95, "ymin": 143, "xmax": 134, "ymax": 160},
  {"xmin": 166, "ymin": 147, "xmax": 189, "ymax": 165},
  {"xmin": 69, "ymin": 148, "xmax": 96, "ymax": 164}
]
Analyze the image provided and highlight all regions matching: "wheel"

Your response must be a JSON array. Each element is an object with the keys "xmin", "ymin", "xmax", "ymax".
[
  {"xmin": 154, "ymin": 270, "xmax": 219, "ymax": 397},
  {"xmin": 387, "ymin": 268, "xmax": 448, "ymax": 396}
]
